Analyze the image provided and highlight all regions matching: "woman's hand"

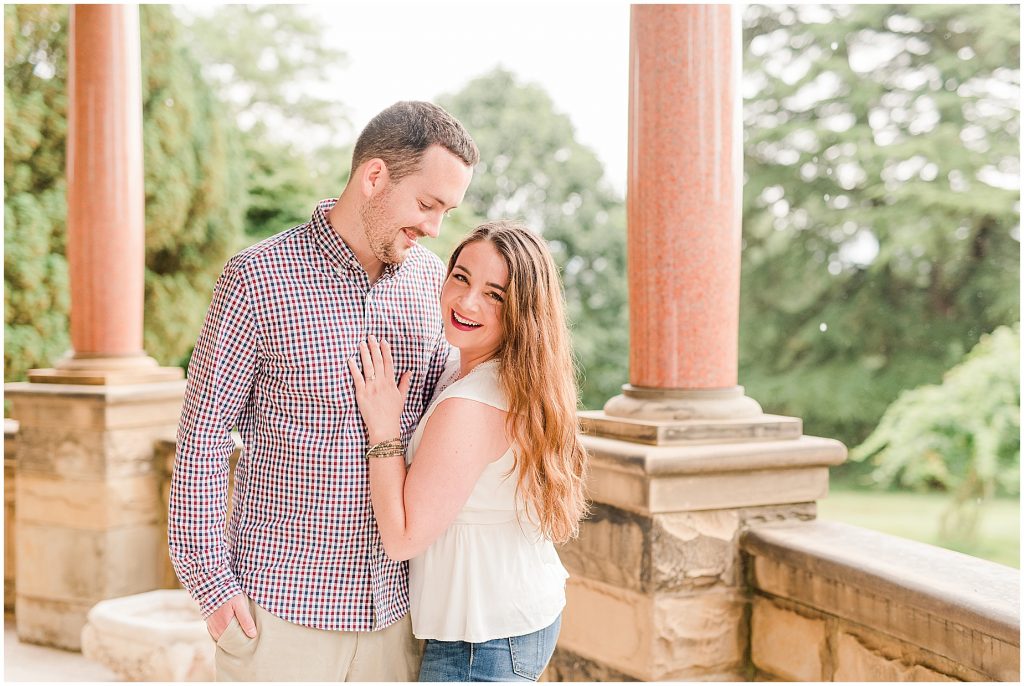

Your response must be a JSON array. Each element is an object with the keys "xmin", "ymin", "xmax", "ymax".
[{"xmin": 348, "ymin": 335, "xmax": 412, "ymax": 445}]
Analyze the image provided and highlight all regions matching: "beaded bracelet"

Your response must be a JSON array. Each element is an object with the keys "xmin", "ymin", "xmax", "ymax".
[{"xmin": 365, "ymin": 438, "xmax": 404, "ymax": 459}]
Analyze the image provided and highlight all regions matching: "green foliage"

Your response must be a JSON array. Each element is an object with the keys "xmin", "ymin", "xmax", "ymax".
[
  {"xmin": 175, "ymin": 5, "xmax": 352, "ymax": 242},
  {"xmin": 740, "ymin": 5, "xmax": 1020, "ymax": 452},
  {"xmin": 4, "ymin": 5, "xmax": 71, "ymax": 381},
  {"xmin": 438, "ymin": 69, "xmax": 629, "ymax": 408},
  {"xmin": 4, "ymin": 5, "xmax": 244, "ymax": 380},
  {"xmin": 850, "ymin": 324, "xmax": 1020, "ymax": 540},
  {"xmin": 140, "ymin": 5, "xmax": 246, "ymax": 365}
]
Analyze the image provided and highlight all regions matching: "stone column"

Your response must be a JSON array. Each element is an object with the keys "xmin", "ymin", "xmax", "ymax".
[
  {"xmin": 5, "ymin": 5, "xmax": 185, "ymax": 650},
  {"xmin": 548, "ymin": 6, "xmax": 846, "ymax": 681},
  {"xmin": 28, "ymin": 3, "xmax": 181, "ymax": 386}
]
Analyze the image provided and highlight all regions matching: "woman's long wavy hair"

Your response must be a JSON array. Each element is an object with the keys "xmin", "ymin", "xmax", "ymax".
[{"xmin": 447, "ymin": 221, "xmax": 589, "ymax": 543}]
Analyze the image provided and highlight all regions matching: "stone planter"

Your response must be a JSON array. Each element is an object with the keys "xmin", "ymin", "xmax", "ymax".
[{"xmin": 81, "ymin": 589, "xmax": 213, "ymax": 681}]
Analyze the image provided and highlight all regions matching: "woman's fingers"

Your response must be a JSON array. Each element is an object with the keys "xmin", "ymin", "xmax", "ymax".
[
  {"xmin": 381, "ymin": 338, "xmax": 396, "ymax": 379},
  {"xmin": 368, "ymin": 335, "xmax": 385, "ymax": 376},
  {"xmin": 347, "ymin": 357, "xmax": 365, "ymax": 392},
  {"xmin": 359, "ymin": 341, "xmax": 375, "ymax": 381}
]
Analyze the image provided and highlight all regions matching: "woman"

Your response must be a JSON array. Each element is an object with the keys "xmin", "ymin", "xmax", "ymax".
[{"xmin": 347, "ymin": 220, "xmax": 589, "ymax": 682}]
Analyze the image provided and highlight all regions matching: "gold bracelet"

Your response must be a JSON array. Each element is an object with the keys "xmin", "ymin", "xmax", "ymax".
[{"xmin": 366, "ymin": 437, "xmax": 404, "ymax": 459}]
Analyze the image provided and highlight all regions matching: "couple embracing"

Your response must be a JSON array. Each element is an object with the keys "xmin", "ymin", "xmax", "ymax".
[{"xmin": 168, "ymin": 101, "xmax": 589, "ymax": 682}]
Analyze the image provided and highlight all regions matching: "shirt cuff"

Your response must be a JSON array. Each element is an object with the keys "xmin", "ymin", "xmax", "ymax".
[{"xmin": 191, "ymin": 566, "xmax": 244, "ymax": 619}]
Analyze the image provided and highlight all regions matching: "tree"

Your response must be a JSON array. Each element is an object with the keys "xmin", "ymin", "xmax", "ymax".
[
  {"xmin": 4, "ymin": 5, "xmax": 71, "ymax": 382},
  {"xmin": 740, "ymin": 4, "xmax": 1020, "ymax": 455},
  {"xmin": 4, "ymin": 5, "xmax": 245, "ymax": 382},
  {"xmin": 438, "ymin": 69, "xmax": 629, "ymax": 409},
  {"xmin": 174, "ymin": 5, "xmax": 352, "ymax": 242},
  {"xmin": 139, "ymin": 5, "xmax": 247, "ymax": 365},
  {"xmin": 850, "ymin": 324, "xmax": 1019, "ymax": 540}
]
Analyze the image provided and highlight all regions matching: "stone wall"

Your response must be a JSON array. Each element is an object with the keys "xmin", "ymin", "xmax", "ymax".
[
  {"xmin": 5, "ymin": 419, "xmax": 19, "ymax": 613},
  {"xmin": 742, "ymin": 519, "xmax": 1020, "ymax": 682}
]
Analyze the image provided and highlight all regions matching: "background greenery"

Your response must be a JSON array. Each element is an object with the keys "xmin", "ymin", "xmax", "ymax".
[{"xmin": 4, "ymin": 4, "xmax": 1019, "ymax": 560}]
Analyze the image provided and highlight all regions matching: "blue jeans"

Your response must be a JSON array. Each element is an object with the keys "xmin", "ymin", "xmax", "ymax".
[{"xmin": 418, "ymin": 615, "xmax": 562, "ymax": 682}]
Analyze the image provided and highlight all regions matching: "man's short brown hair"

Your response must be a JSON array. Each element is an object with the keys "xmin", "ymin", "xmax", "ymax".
[{"xmin": 351, "ymin": 101, "xmax": 479, "ymax": 182}]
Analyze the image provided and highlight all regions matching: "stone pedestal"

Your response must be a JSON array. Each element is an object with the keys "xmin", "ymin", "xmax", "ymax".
[
  {"xmin": 549, "ymin": 425, "xmax": 846, "ymax": 681},
  {"xmin": 5, "ymin": 419, "xmax": 19, "ymax": 613},
  {"xmin": 5, "ymin": 381, "xmax": 185, "ymax": 650}
]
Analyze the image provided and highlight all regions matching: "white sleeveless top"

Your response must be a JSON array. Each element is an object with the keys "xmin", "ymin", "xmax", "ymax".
[{"xmin": 406, "ymin": 352, "xmax": 569, "ymax": 642}]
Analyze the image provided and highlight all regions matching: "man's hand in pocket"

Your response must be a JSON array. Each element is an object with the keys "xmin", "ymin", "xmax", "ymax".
[{"xmin": 207, "ymin": 594, "xmax": 258, "ymax": 641}]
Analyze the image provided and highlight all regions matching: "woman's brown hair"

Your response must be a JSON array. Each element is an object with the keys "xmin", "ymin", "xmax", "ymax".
[{"xmin": 447, "ymin": 221, "xmax": 589, "ymax": 543}]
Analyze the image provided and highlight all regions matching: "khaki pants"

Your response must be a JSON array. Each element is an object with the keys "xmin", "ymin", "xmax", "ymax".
[{"xmin": 215, "ymin": 597, "xmax": 422, "ymax": 682}]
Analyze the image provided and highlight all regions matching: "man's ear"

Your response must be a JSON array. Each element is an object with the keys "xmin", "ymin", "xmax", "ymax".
[{"xmin": 359, "ymin": 158, "xmax": 390, "ymax": 198}]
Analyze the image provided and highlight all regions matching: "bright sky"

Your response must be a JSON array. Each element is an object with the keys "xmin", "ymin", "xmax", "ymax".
[{"xmin": 319, "ymin": 1, "xmax": 631, "ymax": 194}]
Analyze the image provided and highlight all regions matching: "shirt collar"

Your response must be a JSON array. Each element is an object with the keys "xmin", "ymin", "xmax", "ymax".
[{"xmin": 311, "ymin": 198, "xmax": 401, "ymax": 280}]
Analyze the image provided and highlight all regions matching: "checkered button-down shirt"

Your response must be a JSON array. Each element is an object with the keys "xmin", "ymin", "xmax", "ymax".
[{"xmin": 169, "ymin": 198, "xmax": 449, "ymax": 631}]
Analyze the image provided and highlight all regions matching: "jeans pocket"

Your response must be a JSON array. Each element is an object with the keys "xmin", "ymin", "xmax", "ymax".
[
  {"xmin": 508, "ymin": 633, "xmax": 542, "ymax": 681},
  {"xmin": 508, "ymin": 616, "xmax": 561, "ymax": 681}
]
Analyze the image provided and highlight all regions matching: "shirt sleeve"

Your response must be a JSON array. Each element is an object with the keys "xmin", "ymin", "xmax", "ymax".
[{"xmin": 168, "ymin": 259, "xmax": 259, "ymax": 618}]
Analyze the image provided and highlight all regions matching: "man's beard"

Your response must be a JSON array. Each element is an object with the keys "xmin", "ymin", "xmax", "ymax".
[{"xmin": 360, "ymin": 184, "xmax": 404, "ymax": 265}]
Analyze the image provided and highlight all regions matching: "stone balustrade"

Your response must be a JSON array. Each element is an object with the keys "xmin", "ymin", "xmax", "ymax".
[
  {"xmin": 5, "ymin": 418, "xmax": 20, "ymax": 613},
  {"xmin": 742, "ymin": 519, "xmax": 1020, "ymax": 682},
  {"xmin": 4, "ymin": 423, "xmax": 1020, "ymax": 681}
]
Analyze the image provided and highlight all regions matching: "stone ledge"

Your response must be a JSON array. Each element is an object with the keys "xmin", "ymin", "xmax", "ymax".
[
  {"xmin": 5, "ymin": 380, "xmax": 187, "ymax": 403},
  {"xmin": 580, "ymin": 410, "xmax": 802, "ymax": 445},
  {"xmin": 581, "ymin": 434, "xmax": 847, "ymax": 476},
  {"xmin": 741, "ymin": 519, "xmax": 1019, "ymax": 646}
]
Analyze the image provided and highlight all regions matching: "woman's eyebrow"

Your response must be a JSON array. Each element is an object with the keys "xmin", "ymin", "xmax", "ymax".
[{"xmin": 454, "ymin": 264, "xmax": 507, "ymax": 292}]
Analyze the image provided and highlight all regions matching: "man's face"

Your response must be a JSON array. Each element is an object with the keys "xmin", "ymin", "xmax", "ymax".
[{"xmin": 361, "ymin": 145, "xmax": 474, "ymax": 265}]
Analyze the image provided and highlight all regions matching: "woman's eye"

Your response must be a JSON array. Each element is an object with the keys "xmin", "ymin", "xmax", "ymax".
[
  {"xmin": 453, "ymin": 273, "xmax": 468, "ymax": 283},
  {"xmin": 419, "ymin": 201, "xmax": 430, "ymax": 211},
  {"xmin": 489, "ymin": 292, "xmax": 504, "ymax": 303}
]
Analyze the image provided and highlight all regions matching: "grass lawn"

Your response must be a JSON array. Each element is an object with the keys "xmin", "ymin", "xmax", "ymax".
[{"xmin": 816, "ymin": 487, "xmax": 1020, "ymax": 569}]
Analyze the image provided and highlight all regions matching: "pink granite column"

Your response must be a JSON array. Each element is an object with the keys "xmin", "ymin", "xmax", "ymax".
[
  {"xmin": 29, "ymin": 4, "xmax": 180, "ymax": 384},
  {"xmin": 604, "ymin": 4, "xmax": 758, "ymax": 419},
  {"xmin": 66, "ymin": 4, "xmax": 145, "ymax": 358}
]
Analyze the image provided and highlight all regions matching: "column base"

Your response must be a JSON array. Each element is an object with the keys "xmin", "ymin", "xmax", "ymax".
[
  {"xmin": 604, "ymin": 385, "xmax": 764, "ymax": 421},
  {"xmin": 28, "ymin": 353, "xmax": 182, "ymax": 385}
]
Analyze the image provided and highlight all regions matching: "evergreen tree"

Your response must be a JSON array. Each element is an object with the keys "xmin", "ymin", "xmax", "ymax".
[
  {"xmin": 175, "ymin": 5, "xmax": 351, "ymax": 242},
  {"xmin": 740, "ymin": 4, "xmax": 1020, "ymax": 453},
  {"xmin": 439, "ymin": 69, "xmax": 629, "ymax": 409},
  {"xmin": 3, "ymin": 5, "xmax": 244, "ymax": 382}
]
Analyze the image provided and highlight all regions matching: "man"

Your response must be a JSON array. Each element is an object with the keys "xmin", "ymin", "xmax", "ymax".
[{"xmin": 169, "ymin": 101, "xmax": 478, "ymax": 681}]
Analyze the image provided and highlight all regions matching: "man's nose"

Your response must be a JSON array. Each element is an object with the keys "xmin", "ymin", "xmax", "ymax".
[{"xmin": 421, "ymin": 213, "xmax": 442, "ymax": 239}]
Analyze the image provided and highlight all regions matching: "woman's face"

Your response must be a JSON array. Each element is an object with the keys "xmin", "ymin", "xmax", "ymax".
[{"xmin": 440, "ymin": 240, "xmax": 509, "ymax": 360}]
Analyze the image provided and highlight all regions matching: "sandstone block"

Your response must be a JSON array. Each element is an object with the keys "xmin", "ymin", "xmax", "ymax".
[
  {"xmin": 17, "ymin": 522, "xmax": 164, "ymax": 601},
  {"xmin": 557, "ymin": 503, "xmax": 648, "ymax": 592},
  {"xmin": 650, "ymin": 466, "xmax": 830, "ymax": 513},
  {"xmin": 651, "ymin": 509, "xmax": 739, "ymax": 591},
  {"xmin": 5, "ymin": 452, "xmax": 17, "ymax": 613},
  {"xmin": 559, "ymin": 577, "xmax": 746, "ymax": 680},
  {"xmin": 834, "ymin": 630, "xmax": 957, "ymax": 682},
  {"xmin": 750, "ymin": 596, "xmax": 826, "ymax": 682},
  {"xmin": 17, "ymin": 473, "xmax": 161, "ymax": 529},
  {"xmin": 15, "ymin": 425, "xmax": 166, "ymax": 479},
  {"xmin": 16, "ymin": 594, "xmax": 93, "ymax": 651}
]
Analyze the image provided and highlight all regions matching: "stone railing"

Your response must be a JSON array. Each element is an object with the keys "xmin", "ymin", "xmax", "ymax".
[
  {"xmin": 7, "ymin": 422, "xmax": 1020, "ymax": 682},
  {"xmin": 5, "ymin": 418, "xmax": 19, "ymax": 613},
  {"xmin": 742, "ymin": 519, "xmax": 1020, "ymax": 682}
]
